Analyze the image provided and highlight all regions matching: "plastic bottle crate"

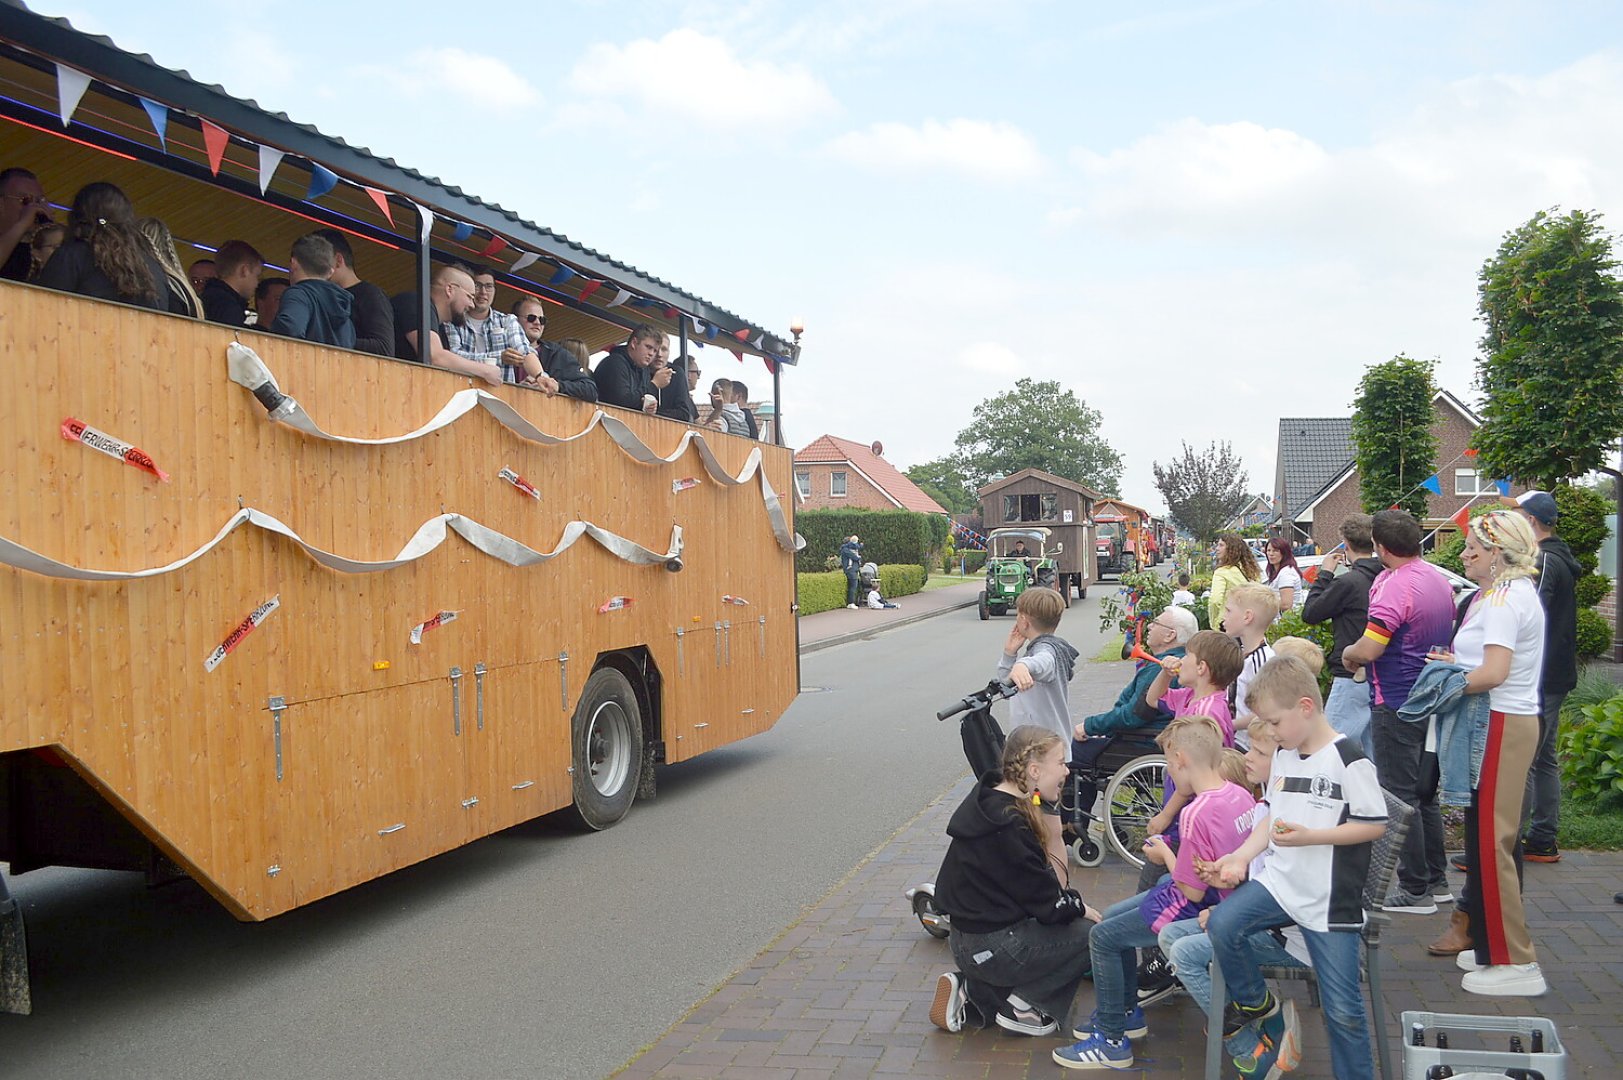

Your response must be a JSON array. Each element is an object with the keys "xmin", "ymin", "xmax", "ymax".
[{"xmin": 1400, "ymin": 1010, "xmax": 1565, "ymax": 1080}]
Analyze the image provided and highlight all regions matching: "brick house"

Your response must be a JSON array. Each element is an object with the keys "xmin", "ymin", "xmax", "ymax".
[
  {"xmin": 1275, "ymin": 390, "xmax": 1524, "ymax": 551},
  {"xmin": 793, "ymin": 435, "xmax": 947, "ymax": 514}
]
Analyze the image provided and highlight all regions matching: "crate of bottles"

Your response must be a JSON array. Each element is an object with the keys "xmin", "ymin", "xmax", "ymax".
[{"xmin": 1401, "ymin": 1011, "xmax": 1566, "ymax": 1080}]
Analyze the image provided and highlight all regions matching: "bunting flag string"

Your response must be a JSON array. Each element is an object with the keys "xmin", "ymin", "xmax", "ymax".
[
  {"xmin": 578, "ymin": 280, "xmax": 603, "ymax": 303},
  {"xmin": 55, "ymin": 63, "xmax": 92, "ymax": 126},
  {"xmin": 257, "ymin": 145, "xmax": 285, "ymax": 195},
  {"xmin": 548, "ymin": 265, "xmax": 576, "ymax": 287},
  {"xmin": 479, "ymin": 235, "xmax": 508, "ymax": 259},
  {"xmin": 1420, "ymin": 475, "xmax": 1443, "ymax": 496},
  {"xmin": 201, "ymin": 119, "xmax": 231, "ymax": 176},
  {"xmin": 510, "ymin": 252, "xmax": 540, "ymax": 273},
  {"xmin": 366, "ymin": 187, "xmax": 395, "ymax": 227},
  {"xmin": 306, "ymin": 163, "xmax": 338, "ymax": 200},
  {"xmin": 452, "ymin": 221, "xmax": 474, "ymax": 243},
  {"xmin": 606, "ymin": 288, "xmax": 632, "ymax": 308},
  {"xmin": 411, "ymin": 201, "xmax": 432, "ymax": 243},
  {"xmin": 139, "ymin": 97, "xmax": 169, "ymax": 150}
]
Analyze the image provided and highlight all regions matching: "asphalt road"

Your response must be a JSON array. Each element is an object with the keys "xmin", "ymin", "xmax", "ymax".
[{"xmin": 1, "ymin": 591, "xmax": 1117, "ymax": 1079}]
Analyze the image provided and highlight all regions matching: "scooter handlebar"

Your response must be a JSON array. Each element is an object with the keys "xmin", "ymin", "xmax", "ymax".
[{"xmin": 936, "ymin": 679, "xmax": 1018, "ymax": 721}]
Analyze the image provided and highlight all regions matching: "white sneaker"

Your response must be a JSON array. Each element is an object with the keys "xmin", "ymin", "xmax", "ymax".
[
  {"xmin": 846, "ymin": 603, "xmax": 858, "ymax": 610},
  {"xmin": 1383, "ymin": 889, "xmax": 1439, "ymax": 915},
  {"xmin": 1456, "ymin": 951, "xmax": 1484, "ymax": 972},
  {"xmin": 930, "ymin": 971, "xmax": 967, "ymax": 1032},
  {"xmin": 1462, "ymin": 962, "xmax": 1547, "ymax": 997}
]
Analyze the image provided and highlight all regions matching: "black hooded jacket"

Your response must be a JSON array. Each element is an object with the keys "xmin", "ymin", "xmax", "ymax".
[
  {"xmin": 933, "ymin": 774, "xmax": 1086, "ymax": 935},
  {"xmin": 270, "ymin": 279, "xmax": 355, "ymax": 349},
  {"xmin": 1301, "ymin": 555, "xmax": 1384, "ymax": 679},
  {"xmin": 1536, "ymin": 536, "xmax": 1582, "ymax": 695}
]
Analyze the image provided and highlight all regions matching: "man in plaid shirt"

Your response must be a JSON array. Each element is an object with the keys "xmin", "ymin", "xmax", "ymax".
[{"xmin": 439, "ymin": 266, "xmax": 552, "ymax": 388}]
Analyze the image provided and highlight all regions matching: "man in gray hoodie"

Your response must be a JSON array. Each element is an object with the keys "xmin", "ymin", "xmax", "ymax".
[
  {"xmin": 1515, "ymin": 490, "xmax": 1582, "ymax": 863},
  {"xmin": 270, "ymin": 233, "xmax": 355, "ymax": 349}
]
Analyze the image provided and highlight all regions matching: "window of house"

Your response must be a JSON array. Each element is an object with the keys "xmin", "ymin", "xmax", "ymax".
[
  {"xmin": 1003, "ymin": 492, "xmax": 1059, "ymax": 522},
  {"xmin": 831, "ymin": 471, "xmax": 847, "ymax": 497},
  {"xmin": 1455, "ymin": 469, "xmax": 1486, "ymax": 495},
  {"xmin": 794, "ymin": 471, "xmax": 810, "ymax": 499}
]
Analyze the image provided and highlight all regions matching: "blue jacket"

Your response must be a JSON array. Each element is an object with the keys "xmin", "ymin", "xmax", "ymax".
[
  {"xmin": 1079, "ymin": 646, "xmax": 1185, "ymax": 737},
  {"xmin": 838, "ymin": 540, "xmax": 863, "ymax": 573},
  {"xmin": 1397, "ymin": 661, "xmax": 1490, "ymax": 807}
]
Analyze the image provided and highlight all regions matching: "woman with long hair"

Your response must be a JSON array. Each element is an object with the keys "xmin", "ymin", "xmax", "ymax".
[
  {"xmin": 1263, "ymin": 537, "xmax": 1302, "ymax": 610},
  {"xmin": 930, "ymin": 725, "xmax": 1101, "ymax": 1037},
  {"xmin": 32, "ymin": 182, "xmax": 164, "ymax": 310},
  {"xmin": 1208, "ymin": 532, "xmax": 1261, "ymax": 630},
  {"xmin": 137, "ymin": 216, "xmax": 202, "ymax": 317},
  {"xmin": 1430, "ymin": 509, "xmax": 1547, "ymax": 997}
]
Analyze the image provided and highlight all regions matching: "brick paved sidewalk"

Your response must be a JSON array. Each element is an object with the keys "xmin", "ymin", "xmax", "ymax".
[{"xmin": 614, "ymin": 661, "xmax": 1623, "ymax": 1079}]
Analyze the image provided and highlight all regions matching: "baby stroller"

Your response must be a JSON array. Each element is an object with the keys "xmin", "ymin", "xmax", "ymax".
[
  {"xmin": 904, "ymin": 679, "xmax": 1168, "ymax": 939},
  {"xmin": 858, "ymin": 561, "xmax": 880, "ymax": 593}
]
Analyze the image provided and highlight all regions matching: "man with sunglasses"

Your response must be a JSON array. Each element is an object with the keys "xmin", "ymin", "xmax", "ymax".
[
  {"xmin": 511, "ymin": 296, "xmax": 597, "ymax": 402},
  {"xmin": 0, "ymin": 167, "xmax": 49, "ymax": 282}
]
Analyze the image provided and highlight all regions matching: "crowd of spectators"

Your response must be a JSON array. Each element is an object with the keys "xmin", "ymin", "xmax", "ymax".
[{"xmin": 2, "ymin": 170, "xmax": 764, "ymax": 436}]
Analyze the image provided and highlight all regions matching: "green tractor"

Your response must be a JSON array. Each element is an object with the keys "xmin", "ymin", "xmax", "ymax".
[{"xmin": 978, "ymin": 528, "xmax": 1065, "ymax": 620}]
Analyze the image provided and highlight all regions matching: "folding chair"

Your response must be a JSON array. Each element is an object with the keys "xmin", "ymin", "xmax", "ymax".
[{"xmin": 1203, "ymin": 788, "xmax": 1414, "ymax": 1080}]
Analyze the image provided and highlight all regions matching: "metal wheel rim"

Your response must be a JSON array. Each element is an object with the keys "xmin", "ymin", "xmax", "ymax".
[
  {"xmin": 1105, "ymin": 760, "xmax": 1166, "ymax": 867},
  {"xmin": 585, "ymin": 699, "xmax": 633, "ymax": 796}
]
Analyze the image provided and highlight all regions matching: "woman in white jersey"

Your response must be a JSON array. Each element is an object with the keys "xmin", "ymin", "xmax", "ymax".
[{"xmin": 1434, "ymin": 509, "xmax": 1547, "ymax": 997}]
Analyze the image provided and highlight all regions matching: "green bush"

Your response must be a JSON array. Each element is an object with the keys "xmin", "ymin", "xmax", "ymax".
[
  {"xmin": 1266, "ymin": 610, "xmax": 1337, "ymax": 695},
  {"xmin": 795, "ymin": 509, "xmax": 946, "ymax": 577},
  {"xmin": 1097, "ymin": 570, "xmax": 1174, "ymax": 636},
  {"xmin": 796, "ymin": 564, "xmax": 928, "ymax": 616},
  {"xmin": 1558, "ymin": 696, "xmax": 1623, "ymax": 808},
  {"xmin": 1561, "ymin": 665, "xmax": 1623, "ymax": 725},
  {"xmin": 1576, "ymin": 572, "xmax": 1612, "ymax": 609},
  {"xmin": 963, "ymin": 551, "xmax": 987, "ymax": 573},
  {"xmin": 1576, "ymin": 606, "xmax": 1612, "ymax": 657},
  {"xmin": 1427, "ymin": 535, "xmax": 1465, "ymax": 576},
  {"xmin": 1554, "ymin": 483, "xmax": 1611, "ymax": 575}
]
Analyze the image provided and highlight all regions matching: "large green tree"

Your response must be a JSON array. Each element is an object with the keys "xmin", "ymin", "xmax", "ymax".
[
  {"xmin": 1474, "ymin": 208, "xmax": 1623, "ymax": 487},
  {"xmin": 1350, "ymin": 354, "xmax": 1438, "ymax": 519},
  {"xmin": 1151, "ymin": 441, "xmax": 1251, "ymax": 544},
  {"xmin": 905, "ymin": 457, "xmax": 977, "ymax": 513},
  {"xmin": 951, "ymin": 378, "xmax": 1123, "ymax": 495}
]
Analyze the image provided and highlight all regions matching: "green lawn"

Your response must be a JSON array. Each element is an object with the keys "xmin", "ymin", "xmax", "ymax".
[{"xmin": 921, "ymin": 572, "xmax": 979, "ymax": 592}]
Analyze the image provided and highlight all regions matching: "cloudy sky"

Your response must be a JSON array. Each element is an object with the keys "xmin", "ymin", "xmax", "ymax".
[{"xmin": 39, "ymin": 0, "xmax": 1623, "ymax": 512}]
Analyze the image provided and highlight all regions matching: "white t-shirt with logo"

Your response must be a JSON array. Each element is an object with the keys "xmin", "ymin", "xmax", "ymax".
[
  {"xmin": 1269, "ymin": 566, "xmax": 1302, "ymax": 605},
  {"xmin": 1450, "ymin": 577, "xmax": 1546, "ymax": 716}
]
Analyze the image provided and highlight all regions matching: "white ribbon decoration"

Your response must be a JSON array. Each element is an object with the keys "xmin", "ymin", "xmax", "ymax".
[
  {"xmin": 0, "ymin": 508, "xmax": 682, "ymax": 582},
  {"xmin": 226, "ymin": 343, "xmax": 796, "ymax": 551}
]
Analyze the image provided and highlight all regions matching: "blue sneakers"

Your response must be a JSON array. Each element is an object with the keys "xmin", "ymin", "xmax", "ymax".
[
  {"xmin": 1234, "ymin": 999, "xmax": 1301, "ymax": 1077},
  {"xmin": 1053, "ymin": 1031, "xmax": 1134, "ymax": 1070},
  {"xmin": 1073, "ymin": 1005, "xmax": 1148, "ymax": 1040}
]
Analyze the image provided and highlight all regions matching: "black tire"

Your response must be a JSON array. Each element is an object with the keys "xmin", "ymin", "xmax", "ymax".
[
  {"xmin": 568, "ymin": 666, "xmax": 644, "ymax": 831},
  {"xmin": 990, "ymin": 604, "xmax": 1008, "ymax": 617},
  {"xmin": 912, "ymin": 889, "xmax": 951, "ymax": 939},
  {"xmin": 1101, "ymin": 755, "xmax": 1167, "ymax": 868},
  {"xmin": 1078, "ymin": 586, "xmax": 1088, "ymax": 600},
  {"xmin": 978, "ymin": 590, "xmax": 989, "ymax": 621}
]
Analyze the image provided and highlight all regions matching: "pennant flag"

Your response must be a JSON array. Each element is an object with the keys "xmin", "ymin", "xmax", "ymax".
[
  {"xmin": 1388, "ymin": 503, "xmax": 1402, "ymax": 511},
  {"xmin": 257, "ymin": 145, "xmax": 286, "ymax": 195},
  {"xmin": 139, "ymin": 98, "xmax": 169, "ymax": 150},
  {"xmin": 201, "ymin": 119, "xmax": 231, "ymax": 176},
  {"xmin": 763, "ymin": 356, "xmax": 777, "ymax": 374},
  {"xmin": 706, "ymin": 323, "xmax": 720, "ymax": 339},
  {"xmin": 411, "ymin": 201, "xmax": 433, "ymax": 242},
  {"xmin": 306, "ymin": 163, "xmax": 338, "ymax": 200},
  {"xmin": 549, "ymin": 265, "xmax": 576, "ymax": 286},
  {"xmin": 733, "ymin": 328, "xmax": 751, "ymax": 342},
  {"xmin": 1494, "ymin": 478, "xmax": 1512, "ymax": 496},
  {"xmin": 452, "ymin": 221, "xmax": 473, "ymax": 243},
  {"xmin": 730, "ymin": 349, "xmax": 744, "ymax": 363},
  {"xmin": 663, "ymin": 306, "xmax": 679, "ymax": 320},
  {"xmin": 1420, "ymin": 475, "xmax": 1443, "ymax": 496},
  {"xmin": 751, "ymin": 334, "xmax": 764, "ymax": 349},
  {"xmin": 579, "ymin": 280, "xmax": 604, "ymax": 303},
  {"xmin": 366, "ymin": 187, "xmax": 395, "ymax": 227},
  {"xmin": 1451, "ymin": 504, "xmax": 1473, "ymax": 532},
  {"xmin": 606, "ymin": 288, "xmax": 632, "ymax": 307},
  {"xmin": 56, "ymin": 64, "xmax": 92, "ymax": 126},
  {"xmin": 1463, "ymin": 447, "xmax": 1479, "ymax": 457},
  {"xmin": 479, "ymin": 235, "xmax": 508, "ymax": 259},
  {"xmin": 511, "ymin": 251, "xmax": 540, "ymax": 273},
  {"xmin": 690, "ymin": 315, "xmax": 706, "ymax": 337}
]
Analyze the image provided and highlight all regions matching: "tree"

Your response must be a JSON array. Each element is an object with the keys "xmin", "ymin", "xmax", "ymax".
[
  {"xmin": 1474, "ymin": 208, "xmax": 1623, "ymax": 488},
  {"xmin": 1151, "ymin": 441, "xmax": 1250, "ymax": 545},
  {"xmin": 1350, "ymin": 354, "xmax": 1437, "ymax": 519},
  {"xmin": 951, "ymin": 378, "xmax": 1123, "ymax": 495},
  {"xmin": 905, "ymin": 457, "xmax": 976, "ymax": 514}
]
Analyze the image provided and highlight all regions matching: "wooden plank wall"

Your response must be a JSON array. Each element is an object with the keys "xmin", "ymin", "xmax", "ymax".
[{"xmin": 0, "ymin": 283, "xmax": 798, "ymax": 919}]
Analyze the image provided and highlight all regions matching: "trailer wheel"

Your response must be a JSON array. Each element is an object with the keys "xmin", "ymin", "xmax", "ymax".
[{"xmin": 568, "ymin": 667, "xmax": 644, "ymax": 830}]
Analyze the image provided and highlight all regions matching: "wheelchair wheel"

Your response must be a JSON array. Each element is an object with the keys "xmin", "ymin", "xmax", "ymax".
[
  {"xmin": 1069, "ymin": 835, "xmax": 1104, "ymax": 868},
  {"xmin": 1101, "ymin": 754, "xmax": 1168, "ymax": 869}
]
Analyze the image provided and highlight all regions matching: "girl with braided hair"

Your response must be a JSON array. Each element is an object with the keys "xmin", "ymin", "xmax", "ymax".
[
  {"xmin": 929, "ymin": 725, "xmax": 1101, "ymax": 1038},
  {"xmin": 32, "ymin": 182, "xmax": 164, "ymax": 311},
  {"xmin": 1430, "ymin": 508, "xmax": 1548, "ymax": 997}
]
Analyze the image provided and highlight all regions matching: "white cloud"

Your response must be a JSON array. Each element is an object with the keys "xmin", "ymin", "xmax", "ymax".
[
  {"xmin": 567, "ymin": 29, "xmax": 835, "ymax": 129},
  {"xmin": 956, "ymin": 342, "xmax": 1026, "ymax": 376},
  {"xmin": 360, "ymin": 48, "xmax": 541, "ymax": 110},
  {"xmin": 1071, "ymin": 119, "xmax": 1329, "ymax": 212},
  {"xmin": 824, "ymin": 119, "xmax": 1046, "ymax": 182}
]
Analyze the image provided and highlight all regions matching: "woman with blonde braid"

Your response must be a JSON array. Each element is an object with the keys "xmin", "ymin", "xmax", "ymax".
[
  {"xmin": 1431, "ymin": 510, "xmax": 1547, "ymax": 997},
  {"xmin": 930, "ymin": 726, "xmax": 1102, "ymax": 1037},
  {"xmin": 137, "ymin": 216, "xmax": 203, "ymax": 318},
  {"xmin": 33, "ymin": 182, "xmax": 164, "ymax": 311}
]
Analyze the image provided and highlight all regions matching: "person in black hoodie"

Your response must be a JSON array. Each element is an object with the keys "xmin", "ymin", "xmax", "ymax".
[
  {"xmin": 1514, "ymin": 490, "xmax": 1581, "ymax": 863},
  {"xmin": 315, "ymin": 229, "xmax": 394, "ymax": 357},
  {"xmin": 930, "ymin": 725, "xmax": 1099, "ymax": 1038},
  {"xmin": 32, "ymin": 182, "xmax": 166, "ymax": 312},
  {"xmin": 1301, "ymin": 513, "xmax": 1383, "ymax": 757},
  {"xmin": 593, "ymin": 325, "xmax": 667, "ymax": 413},
  {"xmin": 269, "ymin": 233, "xmax": 354, "ymax": 349}
]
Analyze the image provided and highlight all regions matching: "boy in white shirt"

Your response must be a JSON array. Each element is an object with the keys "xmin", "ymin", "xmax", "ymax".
[{"xmin": 1221, "ymin": 582, "xmax": 1280, "ymax": 749}]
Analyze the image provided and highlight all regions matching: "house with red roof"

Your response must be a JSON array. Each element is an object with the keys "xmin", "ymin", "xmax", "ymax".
[{"xmin": 794, "ymin": 436, "xmax": 947, "ymax": 514}]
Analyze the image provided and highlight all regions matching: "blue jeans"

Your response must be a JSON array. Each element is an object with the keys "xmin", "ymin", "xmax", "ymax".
[
  {"xmin": 1159, "ymin": 917, "xmax": 1308, "ymax": 1059},
  {"xmin": 1086, "ymin": 889, "xmax": 1164, "ymax": 1040},
  {"xmin": 1207, "ymin": 880, "xmax": 1374, "ymax": 1080},
  {"xmin": 1325, "ymin": 677, "xmax": 1373, "ymax": 758}
]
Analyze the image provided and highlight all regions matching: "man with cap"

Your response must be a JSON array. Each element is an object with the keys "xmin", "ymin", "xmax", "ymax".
[{"xmin": 1515, "ymin": 490, "xmax": 1581, "ymax": 863}]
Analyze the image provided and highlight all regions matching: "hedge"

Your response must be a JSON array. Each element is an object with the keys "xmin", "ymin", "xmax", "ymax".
[
  {"xmin": 797, "ymin": 564, "xmax": 928, "ymax": 616},
  {"xmin": 796, "ymin": 508, "xmax": 949, "ymax": 577}
]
